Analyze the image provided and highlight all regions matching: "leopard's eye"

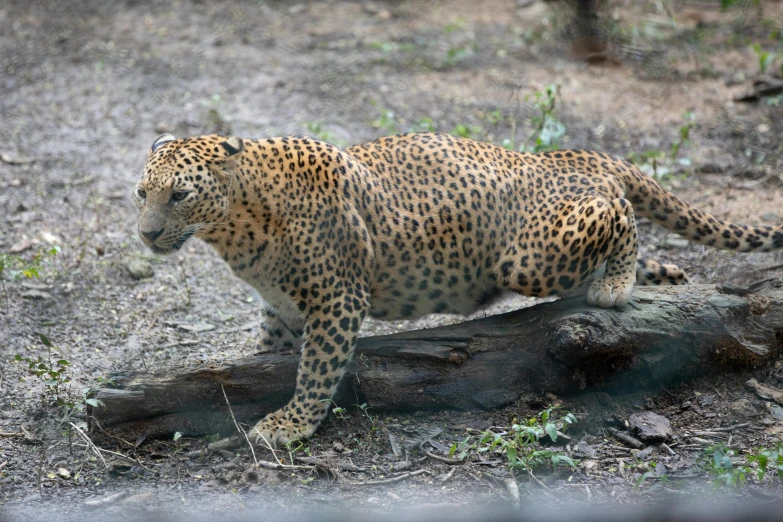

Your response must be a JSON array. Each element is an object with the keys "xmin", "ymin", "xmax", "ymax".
[
  {"xmin": 137, "ymin": 187, "xmax": 147, "ymax": 199},
  {"xmin": 171, "ymin": 191, "xmax": 189, "ymax": 202}
]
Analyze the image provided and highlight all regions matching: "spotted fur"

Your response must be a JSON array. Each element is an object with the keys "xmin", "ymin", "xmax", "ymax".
[{"xmin": 135, "ymin": 132, "xmax": 783, "ymax": 446}]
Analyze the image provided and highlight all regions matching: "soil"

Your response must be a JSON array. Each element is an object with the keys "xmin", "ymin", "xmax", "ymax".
[{"xmin": 2, "ymin": 0, "xmax": 783, "ymax": 520}]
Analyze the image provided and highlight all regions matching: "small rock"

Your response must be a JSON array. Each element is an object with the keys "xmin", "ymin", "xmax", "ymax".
[
  {"xmin": 680, "ymin": 400, "xmax": 692, "ymax": 410},
  {"xmin": 154, "ymin": 121, "xmax": 174, "ymax": 134},
  {"xmin": 694, "ymin": 146, "xmax": 734, "ymax": 174},
  {"xmin": 217, "ymin": 449, "xmax": 236, "ymax": 461},
  {"xmin": 9, "ymin": 238, "xmax": 35, "ymax": 253},
  {"xmin": 756, "ymin": 123, "xmax": 770, "ymax": 134},
  {"xmin": 516, "ymin": 0, "xmax": 537, "ymax": 6},
  {"xmin": 126, "ymin": 259, "xmax": 154, "ymax": 280},
  {"xmin": 332, "ymin": 441, "xmax": 344, "ymax": 453},
  {"xmin": 177, "ymin": 322, "xmax": 215, "ymax": 333},
  {"xmin": 767, "ymin": 403, "xmax": 783, "ymax": 421},
  {"xmin": 628, "ymin": 412, "xmax": 673, "ymax": 442},
  {"xmin": 728, "ymin": 399, "xmax": 758, "ymax": 418},
  {"xmin": 40, "ymin": 231, "xmax": 60, "ymax": 244},
  {"xmin": 57, "ymin": 468, "xmax": 71, "ymax": 479},
  {"xmin": 20, "ymin": 289, "xmax": 52, "ymax": 300},
  {"xmin": 761, "ymin": 212, "xmax": 780, "ymax": 223},
  {"xmin": 661, "ymin": 236, "xmax": 689, "ymax": 249}
]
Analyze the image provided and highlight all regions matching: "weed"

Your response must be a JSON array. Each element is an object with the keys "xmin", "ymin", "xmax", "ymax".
[
  {"xmin": 524, "ymin": 84, "xmax": 566, "ymax": 152},
  {"xmin": 746, "ymin": 443, "xmax": 783, "ymax": 483},
  {"xmin": 319, "ymin": 398, "xmax": 348, "ymax": 420},
  {"xmin": 627, "ymin": 111, "xmax": 696, "ymax": 181},
  {"xmin": 14, "ymin": 332, "xmax": 73, "ymax": 409},
  {"xmin": 0, "ymin": 246, "xmax": 59, "ymax": 308},
  {"xmin": 450, "ymin": 122, "xmax": 483, "ymax": 140},
  {"xmin": 303, "ymin": 121, "xmax": 348, "ymax": 146},
  {"xmin": 751, "ymin": 43, "xmax": 776, "ymax": 75},
  {"xmin": 720, "ymin": 0, "xmax": 760, "ymax": 10},
  {"xmin": 441, "ymin": 18, "xmax": 478, "ymax": 67},
  {"xmin": 454, "ymin": 406, "xmax": 578, "ymax": 474},
  {"xmin": 413, "ymin": 117, "xmax": 437, "ymax": 133},
  {"xmin": 371, "ymin": 108, "xmax": 401, "ymax": 134},
  {"xmin": 704, "ymin": 444, "xmax": 752, "ymax": 487}
]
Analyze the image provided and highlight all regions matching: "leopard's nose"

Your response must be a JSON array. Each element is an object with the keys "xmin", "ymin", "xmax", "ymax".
[{"xmin": 141, "ymin": 228, "xmax": 164, "ymax": 242}]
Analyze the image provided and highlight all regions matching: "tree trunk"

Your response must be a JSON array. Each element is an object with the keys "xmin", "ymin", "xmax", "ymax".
[{"xmin": 88, "ymin": 280, "xmax": 783, "ymax": 439}]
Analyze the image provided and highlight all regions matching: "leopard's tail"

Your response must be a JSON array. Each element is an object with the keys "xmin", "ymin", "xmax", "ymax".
[{"xmin": 614, "ymin": 158, "xmax": 783, "ymax": 253}]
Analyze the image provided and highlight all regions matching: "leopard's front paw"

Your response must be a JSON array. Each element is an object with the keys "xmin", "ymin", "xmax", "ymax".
[{"xmin": 248, "ymin": 409, "xmax": 314, "ymax": 449}]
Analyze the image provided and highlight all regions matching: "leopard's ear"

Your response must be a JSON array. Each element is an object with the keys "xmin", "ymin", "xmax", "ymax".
[
  {"xmin": 150, "ymin": 134, "xmax": 176, "ymax": 155},
  {"xmin": 212, "ymin": 137, "xmax": 244, "ymax": 181},
  {"xmin": 217, "ymin": 137, "xmax": 243, "ymax": 160}
]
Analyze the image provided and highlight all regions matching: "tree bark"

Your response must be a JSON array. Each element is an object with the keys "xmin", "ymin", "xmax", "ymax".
[{"xmin": 88, "ymin": 280, "xmax": 783, "ymax": 439}]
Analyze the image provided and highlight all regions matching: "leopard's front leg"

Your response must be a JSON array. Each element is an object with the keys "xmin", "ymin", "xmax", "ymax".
[{"xmin": 248, "ymin": 287, "xmax": 369, "ymax": 448}]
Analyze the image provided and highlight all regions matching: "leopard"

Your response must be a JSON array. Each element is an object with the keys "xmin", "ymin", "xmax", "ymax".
[{"xmin": 135, "ymin": 132, "xmax": 783, "ymax": 447}]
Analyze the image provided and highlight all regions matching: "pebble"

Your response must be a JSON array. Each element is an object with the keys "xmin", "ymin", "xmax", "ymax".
[
  {"xmin": 661, "ymin": 236, "xmax": 689, "ymax": 249},
  {"xmin": 217, "ymin": 449, "xmax": 235, "ymax": 461},
  {"xmin": 728, "ymin": 399, "xmax": 757, "ymax": 418},
  {"xmin": 126, "ymin": 259, "xmax": 154, "ymax": 280},
  {"xmin": 628, "ymin": 412, "xmax": 673, "ymax": 442}
]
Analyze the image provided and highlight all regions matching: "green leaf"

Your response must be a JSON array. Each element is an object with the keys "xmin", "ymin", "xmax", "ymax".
[
  {"xmin": 36, "ymin": 331, "xmax": 52, "ymax": 347},
  {"xmin": 506, "ymin": 446, "xmax": 518, "ymax": 466},
  {"xmin": 85, "ymin": 398, "xmax": 102, "ymax": 408},
  {"xmin": 545, "ymin": 422, "xmax": 558, "ymax": 441},
  {"xmin": 173, "ymin": 432, "xmax": 183, "ymax": 441}
]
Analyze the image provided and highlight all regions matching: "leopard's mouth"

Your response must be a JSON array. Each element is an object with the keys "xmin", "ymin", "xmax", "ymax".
[{"xmin": 147, "ymin": 230, "xmax": 194, "ymax": 255}]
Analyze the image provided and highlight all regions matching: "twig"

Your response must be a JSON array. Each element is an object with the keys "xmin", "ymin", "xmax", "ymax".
[
  {"xmin": 439, "ymin": 467, "xmax": 457, "ymax": 483},
  {"xmin": 221, "ymin": 384, "xmax": 259, "ymax": 467},
  {"xmin": 705, "ymin": 423, "xmax": 750, "ymax": 433},
  {"xmin": 608, "ymin": 428, "xmax": 644, "ymax": 449},
  {"xmin": 0, "ymin": 461, "xmax": 7, "ymax": 470},
  {"xmin": 69, "ymin": 422, "xmax": 108, "ymax": 468},
  {"xmin": 0, "ymin": 432, "xmax": 24, "ymax": 438},
  {"xmin": 659, "ymin": 442, "xmax": 676, "ymax": 456},
  {"xmin": 350, "ymin": 469, "xmax": 426, "ymax": 486},
  {"xmin": 527, "ymin": 470, "xmax": 552, "ymax": 491},
  {"xmin": 256, "ymin": 460, "xmax": 314, "ymax": 471},
  {"xmin": 424, "ymin": 450, "xmax": 465, "ymax": 465}
]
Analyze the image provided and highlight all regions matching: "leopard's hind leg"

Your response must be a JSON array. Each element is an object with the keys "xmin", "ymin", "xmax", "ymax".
[
  {"xmin": 585, "ymin": 197, "xmax": 639, "ymax": 307},
  {"xmin": 496, "ymin": 195, "xmax": 638, "ymax": 308}
]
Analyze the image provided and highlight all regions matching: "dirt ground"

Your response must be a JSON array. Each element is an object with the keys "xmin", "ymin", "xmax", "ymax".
[{"xmin": 2, "ymin": 0, "xmax": 783, "ymax": 520}]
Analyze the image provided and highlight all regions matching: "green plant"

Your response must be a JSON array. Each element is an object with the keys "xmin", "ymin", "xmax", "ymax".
[
  {"xmin": 463, "ymin": 406, "xmax": 578, "ymax": 473},
  {"xmin": 320, "ymin": 398, "xmax": 348, "ymax": 420},
  {"xmin": 627, "ymin": 111, "xmax": 696, "ymax": 181},
  {"xmin": 721, "ymin": 0, "xmax": 759, "ymax": 10},
  {"xmin": 752, "ymin": 43, "xmax": 776, "ymax": 74},
  {"xmin": 670, "ymin": 111, "xmax": 695, "ymax": 161},
  {"xmin": 506, "ymin": 84, "xmax": 566, "ymax": 153},
  {"xmin": 705, "ymin": 444, "xmax": 752, "ymax": 488},
  {"xmin": 0, "ymin": 246, "xmax": 59, "ymax": 307},
  {"xmin": 303, "ymin": 121, "xmax": 348, "ymax": 146},
  {"xmin": 451, "ymin": 123, "xmax": 483, "ymax": 140},
  {"xmin": 746, "ymin": 443, "xmax": 783, "ymax": 483},
  {"xmin": 414, "ymin": 117, "xmax": 437, "ymax": 133},
  {"xmin": 442, "ymin": 18, "xmax": 478, "ymax": 67},
  {"xmin": 14, "ymin": 332, "xmax": 73, "ymax": 408},
  {"xmin": 371, "ymin": 108, "xmax": 402, "ymax": 134}
]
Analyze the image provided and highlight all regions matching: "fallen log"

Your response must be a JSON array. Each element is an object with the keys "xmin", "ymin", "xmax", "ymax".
[{"xmin": 88, "ymin": 279, "xmax": 783, "ymax": 439}]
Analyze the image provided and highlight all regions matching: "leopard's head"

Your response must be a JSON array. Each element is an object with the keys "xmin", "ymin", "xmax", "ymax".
[{"xmin": 135, "ymin": 134, "xmax": 243, "ymax": 254}]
